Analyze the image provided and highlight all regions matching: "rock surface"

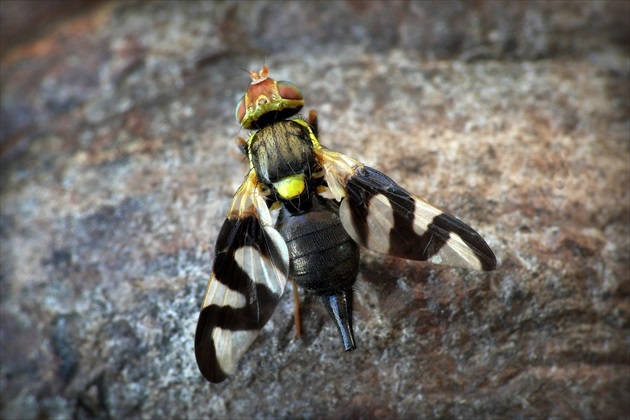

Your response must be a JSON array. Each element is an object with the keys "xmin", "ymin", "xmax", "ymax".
[{"xmin": 1, "ymin": 1, "xmax": 628, "ymax": 418}]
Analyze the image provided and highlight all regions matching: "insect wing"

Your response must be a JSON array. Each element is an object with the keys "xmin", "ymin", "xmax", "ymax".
[
  {"xmin": 195, "ymin": 175, "xmax": 290, "ymax": 383},
  {"xmin": 317, "ymin": 149, "xmax": 496, "ymax": 271}
]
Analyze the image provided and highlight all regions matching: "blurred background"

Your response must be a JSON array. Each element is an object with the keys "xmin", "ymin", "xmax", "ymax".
[{"xmin": 1, "ymin": 1, "xmax": 628, "ymax": 418}]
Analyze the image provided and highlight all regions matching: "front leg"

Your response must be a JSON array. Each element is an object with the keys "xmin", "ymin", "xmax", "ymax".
[
  {"xmin": 236, "ymin": 136, "xmax": 248, "ymax": 156},
  {"xmin": 308, "ymin": 109, "xmax": 318, "ymax": 136}
]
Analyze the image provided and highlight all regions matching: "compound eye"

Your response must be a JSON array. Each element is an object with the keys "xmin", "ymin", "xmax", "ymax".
[
  {"xmin": 235, "ymin": 95, "xmax": 247, "ymax": 125},
  {"xmin": 277, "ymin": 81, "xmax": 303, "ymax": 101}
]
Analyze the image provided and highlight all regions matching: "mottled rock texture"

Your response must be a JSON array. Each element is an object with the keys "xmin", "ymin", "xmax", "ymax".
[{"xmin": 1, "ymin": 1, "xmax": 628, "ymax": 418}]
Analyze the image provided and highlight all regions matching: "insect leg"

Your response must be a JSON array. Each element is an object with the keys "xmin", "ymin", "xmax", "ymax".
[
  {"xmin": 236, "ymin": 136, "xmax": 248, "ymax": 156},
  {"xmin": 307, "ymin": 109, "xmax": 318, "ymax": 136},
  {"xmin": 291, "ymin": 278, "xmax": 302, "ymax": 338}
]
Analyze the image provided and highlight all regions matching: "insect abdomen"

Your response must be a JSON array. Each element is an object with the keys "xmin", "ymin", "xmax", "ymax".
[
  {"xmin": 276, "ymin": 196, "xmax": 359, "ymax": 293},
  {"xmin": 276, "ymin": 195, "xmax": 359, "ymax": 351}
]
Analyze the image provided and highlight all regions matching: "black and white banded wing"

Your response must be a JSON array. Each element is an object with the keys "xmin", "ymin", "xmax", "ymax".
[
  {"xmin": 317, "ymin": 149, "xmax": 496, "ymax": 271},
  {"xmin": 195, "ymin": 173, "xmax": 290, "ymax": 383}
]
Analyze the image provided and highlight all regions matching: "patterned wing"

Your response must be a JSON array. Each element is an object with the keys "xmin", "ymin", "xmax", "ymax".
[
  {"xmin": 195, "ymin": 172, "xmax": 290, "ymax": 383},
  {"xmin": 316, "ymin": 149, "xmax": 496, "ymax": 271}
]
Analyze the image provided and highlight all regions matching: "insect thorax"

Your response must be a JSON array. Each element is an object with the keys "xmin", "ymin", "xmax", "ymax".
[{"xmin": 249, "ymin": 120, "xmax": 323, "ymax": 209}]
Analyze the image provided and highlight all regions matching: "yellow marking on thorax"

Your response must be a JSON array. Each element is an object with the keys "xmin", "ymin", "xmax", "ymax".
[{"xmin": 273, "ymin": 174, "xmax": 306, "ymax": 199}]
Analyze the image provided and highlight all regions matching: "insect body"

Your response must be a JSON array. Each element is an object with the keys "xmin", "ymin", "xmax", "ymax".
[{"xmin": 195, "ymin": 65, "xmax": 497, "ymax": 383}]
